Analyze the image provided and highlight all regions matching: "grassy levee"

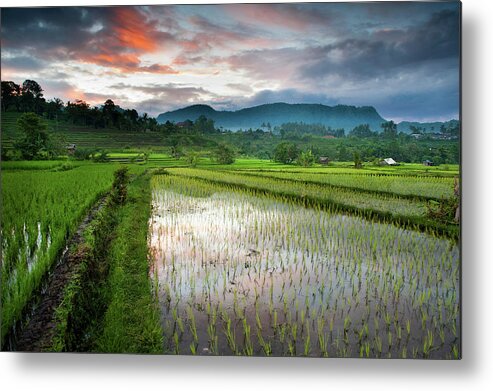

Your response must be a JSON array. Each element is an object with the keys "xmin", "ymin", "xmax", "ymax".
[
  {"xmin": 0, "ymin": 164, "xmax": 119, "ymax": 347},
  {"xmin": 164, "ymin": 169, "xmax": 459, "ymax": 240},
  {"xmin": 46, "ymin": 170, "xmax": 162, "ymax": 352},
  {"xmin": 95, "ymin": 172, "xmax": 163, "ymax": 353},
  {"xmin": 222, "ymin": 164, "xmax": 459, "ymax": 178},
  {"xmin": 48, "ymin": 203, "xmax": 116, "ymax": 352},
  {"xmin": 150, "ymin": 173, "xmax": 460, "ymax": 358},
  {"xmin": 221, "ymin": 170, "xmax": 454, "ymax": 202}
]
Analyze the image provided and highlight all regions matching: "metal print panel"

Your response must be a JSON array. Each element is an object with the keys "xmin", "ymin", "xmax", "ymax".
[{"xmin": 0, "ymin": 1, "xmax": 461, "ymax": 359}]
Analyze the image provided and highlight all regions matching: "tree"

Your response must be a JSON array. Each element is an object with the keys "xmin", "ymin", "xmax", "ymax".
[
  {"xmin": 14, "ymin": 113, "xmax": 50, "ymax": 159},
  {"xmin": 336, "ymin": 144, "xmax": 349, "ymax": 161},
  {"xmin": 381, "ymin": 121, "xmax": 397, "ymax": 139},
  {"xmin": 214, "ymin": 143, "xmax": 235, "ymax": 164},
  {"xmin": 194, "ymin": 115, "xmax": 216, "ymax": 134},
  {"xmin": 274, "ymin": 142, "xmax": 300, "ymax": 164},
  {"xmin": 1, "ymin": 81, "xmax": 21, "ymax": 112},
  {"xmin": 185, "ymin": 151, "xmax": 200, "ymax": 167},
  {"xmin": 298, "ymin": 150, "xmax": 315, "ymax": 167},
  {"xmin": 66, "ymin": 99, "xmax": 90, "ymax": 125},
  {"xmin": 353, "ymin": 151, "xmax": 363, "ymax": 169},
  {"xmin": 21, "ymin": 80, "xmax": 45, "ymax": 114},
  {"xmin": 103, "ymin": 99, "xmax": 119, "ymax": 127},
  {"xmin": 349, "ymin": 124, "xmax": 373, "ymax": 138},
  {"xmin": 44, "ymin": 98, "xmax": 64, "ymax": 121},
  {"xmin": 333, "ymin": 128, "xmax": 345, "ymax": 138}
]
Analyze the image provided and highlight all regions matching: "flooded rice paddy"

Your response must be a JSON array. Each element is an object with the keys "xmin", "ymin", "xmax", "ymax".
[{"xmin": 149, "ymin": 176, "xmax": 460, "ymax": 358}]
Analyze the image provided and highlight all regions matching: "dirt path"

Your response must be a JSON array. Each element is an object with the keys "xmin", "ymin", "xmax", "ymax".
[{"xmin": 9, "ymin": 196, "xmax": 108, "ymax": 352}]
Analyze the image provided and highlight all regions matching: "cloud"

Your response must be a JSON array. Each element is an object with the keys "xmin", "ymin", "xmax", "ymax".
[
  {"xmin": 226, "ymin": 83, "xmax": 254, "ymax": 94},
  {"xmin": 108, "ymin": 83, "xmax": 220, "ymax": 115},
  {"xmin": 37, "ymin": 79, "xmax": 110, "ymax": 105},
  {"xmin": 222, "ymin": 47, "xmax": 306, "ymax": 86},
  {"xmin": 1, "ymin": 55, "xmax": 45, "ymax": 71},
  {"xmin": 300, "ymin": 9, "xmax": 460, "ymax": 81},
  {"xmin": 222, "ymin": 3, "xmax": 332, "ymax": 32},
  {"xmin": 1, "ymin": 6, "xmax": 178, "ymax": 74},
  {"xmin": 238, "ymin": 89, "xmax": 338, "ymax": 108},
  {"xmin": 1, "ymin": 3, "xmax": 460, "ymax": 122}
]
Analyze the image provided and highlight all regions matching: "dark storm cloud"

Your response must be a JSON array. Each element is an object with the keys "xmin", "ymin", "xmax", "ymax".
[
  {"xmin": 1, "ymin": 7, "xmax": 107, "ymax": 51},
  {"xmin": 375, "ymin": 86, "xmax": 459, "ymax": 122},
  {"xmin": 300, "ymin": 9, "xmax": 460, "ymax": 81},
  {"xmin": 1, "ymin": 3, "xmax": 460, "ymax": 121},
  {"xmin": 1, "ymin": 6, "xmax": 178, "ymax": 73},
  {"xmin": 1, "ymin": 55, "xmax": 45, "ymax": 71}
]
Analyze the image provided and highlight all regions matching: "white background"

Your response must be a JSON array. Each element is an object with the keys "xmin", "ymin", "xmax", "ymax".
[{"xmin": 1, "ymin": 0, "xmax": 491, "ymax": 390}]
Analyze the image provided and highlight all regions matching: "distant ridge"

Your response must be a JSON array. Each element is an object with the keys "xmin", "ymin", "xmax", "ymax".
[
  {"xmin": 397, "ymin": 119, "xmax": 460, "ymax": 133},
  {"xmin": 157, "ymin": 102, "xmax": 386, "ymax": 131}
]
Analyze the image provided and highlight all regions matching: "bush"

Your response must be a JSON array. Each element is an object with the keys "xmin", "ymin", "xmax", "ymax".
[
  {"xmin": 185, "ymin": 151, "xmax": 200, "ymax": 167},
  {"xmin": 273, "ymin": 142, "xmax": 299, "ymax": 164},
  {"xmin": 298, "ymin": 150, "xmax": 315, "ymax": 167},
  {"xmin": 73, "ymin": 148, "xmax": 95, "ymax": 161},
  {"xmin": 214, "ymin": 144, "xmax": 235, "ymax": 165},
  {"xmin": 14, "ymin": 112, "xmax": 49, "ymax": 160},
  {"xmin": 93, "ymin": 151, "xmax": 109, "ymax": 163},
  {"xmin": 110, "ymin": 167, "xmax": 129, "ymax": 206}
]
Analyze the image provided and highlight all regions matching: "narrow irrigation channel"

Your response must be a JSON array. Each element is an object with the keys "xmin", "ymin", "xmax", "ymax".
[
  {"xmin": 4, "ymin": 195, "xmax": 108, "ymax": 351},
  {"xmin": 2, "ymin": 167, "xmax": 137, "ymax": 352}
]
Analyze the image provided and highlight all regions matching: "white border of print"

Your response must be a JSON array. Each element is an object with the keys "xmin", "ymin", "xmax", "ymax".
[{"xmin": 1, "ymin": 1, "xmax": 492, "ymax": 391}]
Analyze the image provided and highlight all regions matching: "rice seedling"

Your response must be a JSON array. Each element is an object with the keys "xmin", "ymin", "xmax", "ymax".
[
  {"xmin": 1, "ymin": 163, "xmax": 127, "ymax": 345},
  {"xmin": 148, "ymin": 171, "xmax": 460, "ymax": 358}
]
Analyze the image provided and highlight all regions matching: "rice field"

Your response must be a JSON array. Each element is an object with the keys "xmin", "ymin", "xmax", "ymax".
[
  {"xmin": 0, "ymin": 162, "xmax": 142, "ymax": 344},
  {"xmin": 225, "ymin": 170, "xmax": 456, "ymax": 200},
  {"xmin": 0, "ymin": 158, "xmax": 460, "ymax": 356},
  {"xmin": 149, "ymin": 174, "xmax": 460, "ymax": 358},
  {"xmin": 166, "ymin": 168, "xmax": 428, "ymax": 218}
]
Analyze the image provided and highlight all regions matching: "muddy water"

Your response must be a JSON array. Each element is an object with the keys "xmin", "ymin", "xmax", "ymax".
[
  {"xmin": 1, "ymin": 222, "xmax": 52, "ymax": 289},
  {"xmin": 149, "ymin": 187, "xmax": 460, "ymax": 358}
]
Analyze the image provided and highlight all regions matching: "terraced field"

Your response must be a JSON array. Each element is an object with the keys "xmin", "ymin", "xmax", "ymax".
[
  {"xmin": 163, "ymin": 167, "xmax": 459, "ymax": 239},
  {"xmin": 149, "ymin": 171, "xmax": 460, "ymax": 358},
  {"xmin": 1, "ymin": 157, "xmax": 460, "ymax": 357},
  {"xmin": 1, "ymin": 112, "xmax": 166, "ymax": 150}
]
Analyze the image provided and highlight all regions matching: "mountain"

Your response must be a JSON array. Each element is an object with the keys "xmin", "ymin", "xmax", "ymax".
[
  {"xmin": 157, "ymin": 103, "xmax": 386, "ymax": 131},
  {"xmin": 397, "ymin": 119, "xmax": 460, "ymax": 133}
]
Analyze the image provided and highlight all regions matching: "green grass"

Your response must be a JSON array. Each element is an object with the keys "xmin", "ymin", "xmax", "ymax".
[
  {"xmin": 95, "ymin": 172, "xmax": 163, "ymax": 353},
  {"xmin": 1, "ymin": 155, "xmax": 459, "ymax": 351},
  {"xmin": 163, "ymin": 168, "xmax": 459, "ymax": 239},
  {"xmin": 224, "ymin": 170, "xmax": 456, "ymax": 200},
  {"xmin": 167, "ymin": 168, "xmax": 428, "ymax": 217},
  {"xmin": 0, "ymin": 162, "xmax": 145, "ymax": 346}
]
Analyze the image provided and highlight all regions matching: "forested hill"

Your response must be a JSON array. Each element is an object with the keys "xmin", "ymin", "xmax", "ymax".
[
  {"xmin": 397, "ymin": 119, "xmax": 460, "ymax": 133},
  {"xmin": 157, "ymin": 103, "xmax": 386, "ymax": 131}
]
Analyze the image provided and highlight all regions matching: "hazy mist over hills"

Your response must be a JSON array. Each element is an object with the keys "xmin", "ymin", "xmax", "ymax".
[
  {"xmin": 157, "ymin": 103, "xmax": 386, "ymax": 131},
  {"xmin": 157, "ymin": 103, "xmax": 458, "ymax": 133}
]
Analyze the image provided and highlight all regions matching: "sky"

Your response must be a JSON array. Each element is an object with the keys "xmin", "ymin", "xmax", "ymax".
[{"xmin": 1, "ymin": 1, "xmax": 460, "ymax": 122}]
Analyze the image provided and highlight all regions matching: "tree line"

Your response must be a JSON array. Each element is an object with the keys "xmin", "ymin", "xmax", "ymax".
[{"xmin": 1, "ymin": 80, "xmax": 158, "ymax": 132}]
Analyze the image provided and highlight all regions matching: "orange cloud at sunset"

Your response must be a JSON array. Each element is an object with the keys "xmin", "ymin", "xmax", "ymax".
[
  {"xmin": 1, "ymin": 3, "xmax": 460, "ymax": 121},
  {"xmin": 111, "ymin": 7, "xmax": 159, "ymax": 52},
  {"xmin": 223, "ymin": 4, "xmax": 327, "ymax": 32},
  {"xmin": 75, "ymin": 7, "xmax": 175, "ymax": 74}
]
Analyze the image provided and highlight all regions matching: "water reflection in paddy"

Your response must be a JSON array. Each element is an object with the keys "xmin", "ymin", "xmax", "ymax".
[{"xmin": 149, "ymin": 183, "xmax": 459, "ymax": 358}]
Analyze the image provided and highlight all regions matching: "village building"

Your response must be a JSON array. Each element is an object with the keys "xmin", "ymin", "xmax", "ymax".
[
  {"xmin": 66, "ymin": 144, "xmax": 76, "ymax": 154},
  {"xmin": 380, "ymin": 157, "xmax": 399, "ymax": 166}
]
